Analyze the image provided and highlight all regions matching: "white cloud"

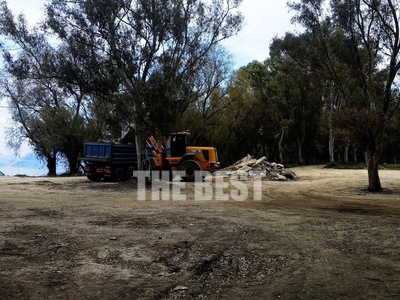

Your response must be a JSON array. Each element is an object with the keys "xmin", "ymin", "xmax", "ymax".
[
  {"xmin": 221, "ymin": 0, "xmax": 300, "ymax": 67},
  {"xmin": 5, "ymin": 0, "xmax": 46, "ymax": 25}
]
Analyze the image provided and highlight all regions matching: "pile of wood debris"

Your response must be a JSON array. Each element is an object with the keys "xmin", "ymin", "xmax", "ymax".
[{"xmin": 215, "ymin": 155, "xmax": 297, "ymax": 181}]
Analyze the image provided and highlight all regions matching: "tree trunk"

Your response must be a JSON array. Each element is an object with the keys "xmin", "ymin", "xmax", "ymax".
[
  {"xmin": 262, "ymin": 143, "xmax": 267, "ymax": 159},
  {"xmin": 344, "ymin": 137, "xmax": 349, "ymax": 163},
  {"xmin": 297, "ymin": 123, "xmax": 305, "ymax": 165},
  {"xmin": 352, "ymin": 144, "xmax": 358, "ymax": 162},
  {"xmin": 297, "ymin": 141, "xmax": 304, "ymax": 165},
  {"xmin": 134, "ymin": 122, "xmax": 148, "ymax": 171},
  {"xmin": 278, "ymin": 129, "xmax": 285, "ymax": 164},
  {"xmin": 328, "ymin": 113, "xmax": 335, "ymax": 163},
  {"xmin": 365, "ymin": 147, "xmax": 381, "ymax": 192},
  {"xmin": 46, "ymin": 153, "xmax": 57, "ymax": 176},
  {"xmin": 67, "ymin": 155, "xmax": 79, "ymax": 174},
  {"xmin": 364, "ymin": 131, "xmax": 384, "ymax": 192}
]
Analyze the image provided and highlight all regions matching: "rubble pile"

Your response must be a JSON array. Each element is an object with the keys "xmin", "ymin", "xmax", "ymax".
[{"xmin": 215, "ymin": 154, "xmax": 297, "ymax": 181}]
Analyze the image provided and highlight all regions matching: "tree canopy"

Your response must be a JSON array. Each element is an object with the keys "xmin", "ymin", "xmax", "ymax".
[{"xmin": 0, "ymin": 0, "xmax": 243, "ymax": 173}]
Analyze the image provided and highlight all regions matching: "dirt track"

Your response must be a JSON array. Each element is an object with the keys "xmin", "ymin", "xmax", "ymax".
[{"xmin": 1, "ymin": 166, "xmax": 400, "ymax": 299}]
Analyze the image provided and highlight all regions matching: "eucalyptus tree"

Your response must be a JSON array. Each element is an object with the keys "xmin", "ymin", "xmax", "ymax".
[
  {"xmin": 0, "ymin": 1, "xmax": 106, "ymax": 174},
  {"xmin": 241, "ymin": 61, "xmax": 280, "ymax": 161},
  {"xmin": 289, "ymin": 0, "xmax": 400, "ymax": 191},
  {"xmin": 219, "ymin": 66, "xmax": 266, "ymax": 163},
  {"xmin": 1, "ymin": 75, "xmax": 60, "ymax": 175},
  {"xmin": 178, "ymin": 45, "xmax": 234, "ymax": 146},
  {"xmin": 263, "ymin": 48, "xmax": 323, "ymax": 164},
  {"xmin": 45, "ymin": 0, "xmax": 244, "ymax": 170},
  {"xmin": 0, "ymin": 3, "xmax": 64, "ymax": 174}
]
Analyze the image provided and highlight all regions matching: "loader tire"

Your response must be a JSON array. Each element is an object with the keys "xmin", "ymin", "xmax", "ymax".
[{"xmin": 179, "ymin": 160, "xmax": 201, "ymax": 182}]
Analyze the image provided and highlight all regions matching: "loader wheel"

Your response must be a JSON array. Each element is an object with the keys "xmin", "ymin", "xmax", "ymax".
[{"xmin": 179, "ymin": 160, "xmax": 201, "ymax": 182}]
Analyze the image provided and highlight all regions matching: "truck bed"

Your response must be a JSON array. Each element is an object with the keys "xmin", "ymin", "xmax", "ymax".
[{"xmin": 82, "ymin": 142, "xmax": 137, "ymax": 163}]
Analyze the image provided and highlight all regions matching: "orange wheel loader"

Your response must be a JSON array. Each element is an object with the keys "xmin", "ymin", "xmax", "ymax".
[{"xmin": 147, "ymin": 131, "xmax": 220, "ymax": 181}]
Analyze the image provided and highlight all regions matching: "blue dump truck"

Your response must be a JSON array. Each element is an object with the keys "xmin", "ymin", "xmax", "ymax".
[{"xmin": 81, "ymin": 142, "xmax": 138, "ymax": 181}]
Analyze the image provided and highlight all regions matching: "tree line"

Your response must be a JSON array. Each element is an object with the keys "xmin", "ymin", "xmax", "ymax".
[{"xmin": 0, "ymin": 0, "xmax": 399, "ymax": 192}]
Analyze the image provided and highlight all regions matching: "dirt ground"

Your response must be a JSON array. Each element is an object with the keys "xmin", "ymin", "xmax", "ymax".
[{"xmin": 0, "ymin": 166, "xmax": 400, "ymax": 300}]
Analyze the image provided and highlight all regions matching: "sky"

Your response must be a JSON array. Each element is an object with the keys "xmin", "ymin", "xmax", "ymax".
[{"xmin": 0, "ymin": 0, "xmax": 300, "ymax": 176}]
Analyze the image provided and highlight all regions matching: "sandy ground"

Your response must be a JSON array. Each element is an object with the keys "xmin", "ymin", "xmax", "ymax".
[{"xmin": 0, "ymin": 166, "xmax": 399, "ymax": 299}]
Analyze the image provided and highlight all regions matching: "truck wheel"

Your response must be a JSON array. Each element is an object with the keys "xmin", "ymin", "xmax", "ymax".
[
  {"xmin": 87, "ymin": 174, "xmax": 101, "ymax": 182},
  {"xmin": 127, "ymin": 166, "xmax": 137, "ymax": 179},
  {"xmin": 179, "ymin": 160, "xmax": 201, "ymax": 182},
  {"xmin": 114, "ymin": 168, "xmax": 125, "ymax": 182}
]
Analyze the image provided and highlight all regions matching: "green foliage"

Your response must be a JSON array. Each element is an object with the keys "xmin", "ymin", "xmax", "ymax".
[
  {"xmin": 382, "ymin": 107, "xmax": 400, "ymax": 164},
  {"xmin": 1, "ymin": 0, "xmax": 243, "ymax": 173},
  {"xmin": 45, "ymin": 0, "xmax": 243, "ymax": 130},
  {"xmin": 0, "ymin": 1, "xmax": 107, "ymax": 174},
  {"xmin": 288, "ymin": 0, "xmax": 400, "ymax": 191},
  {"xmin": 180, "ymin": 56, "xmax": 325, "ymax": 166}
]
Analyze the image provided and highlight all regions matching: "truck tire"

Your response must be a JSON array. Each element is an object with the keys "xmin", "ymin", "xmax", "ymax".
[
  {"xmin": 127, "ymin": 166, "xmax": 137, "ymax": 179},
  {"xmin": 179, "ymin": 160, "xmax": 201, "ymax": 182},
  {"xmin": 114, "ymin": 168, "xmax": 125, "ymax": 182},
  {"xmin": 87, "ymin": 174, "xmax": 101, "ymax": 182}
]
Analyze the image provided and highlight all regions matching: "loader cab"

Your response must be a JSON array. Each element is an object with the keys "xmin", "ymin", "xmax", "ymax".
[{"xmin": 166, "ymin": 132, "xmax": 190, "ymax": 157}]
